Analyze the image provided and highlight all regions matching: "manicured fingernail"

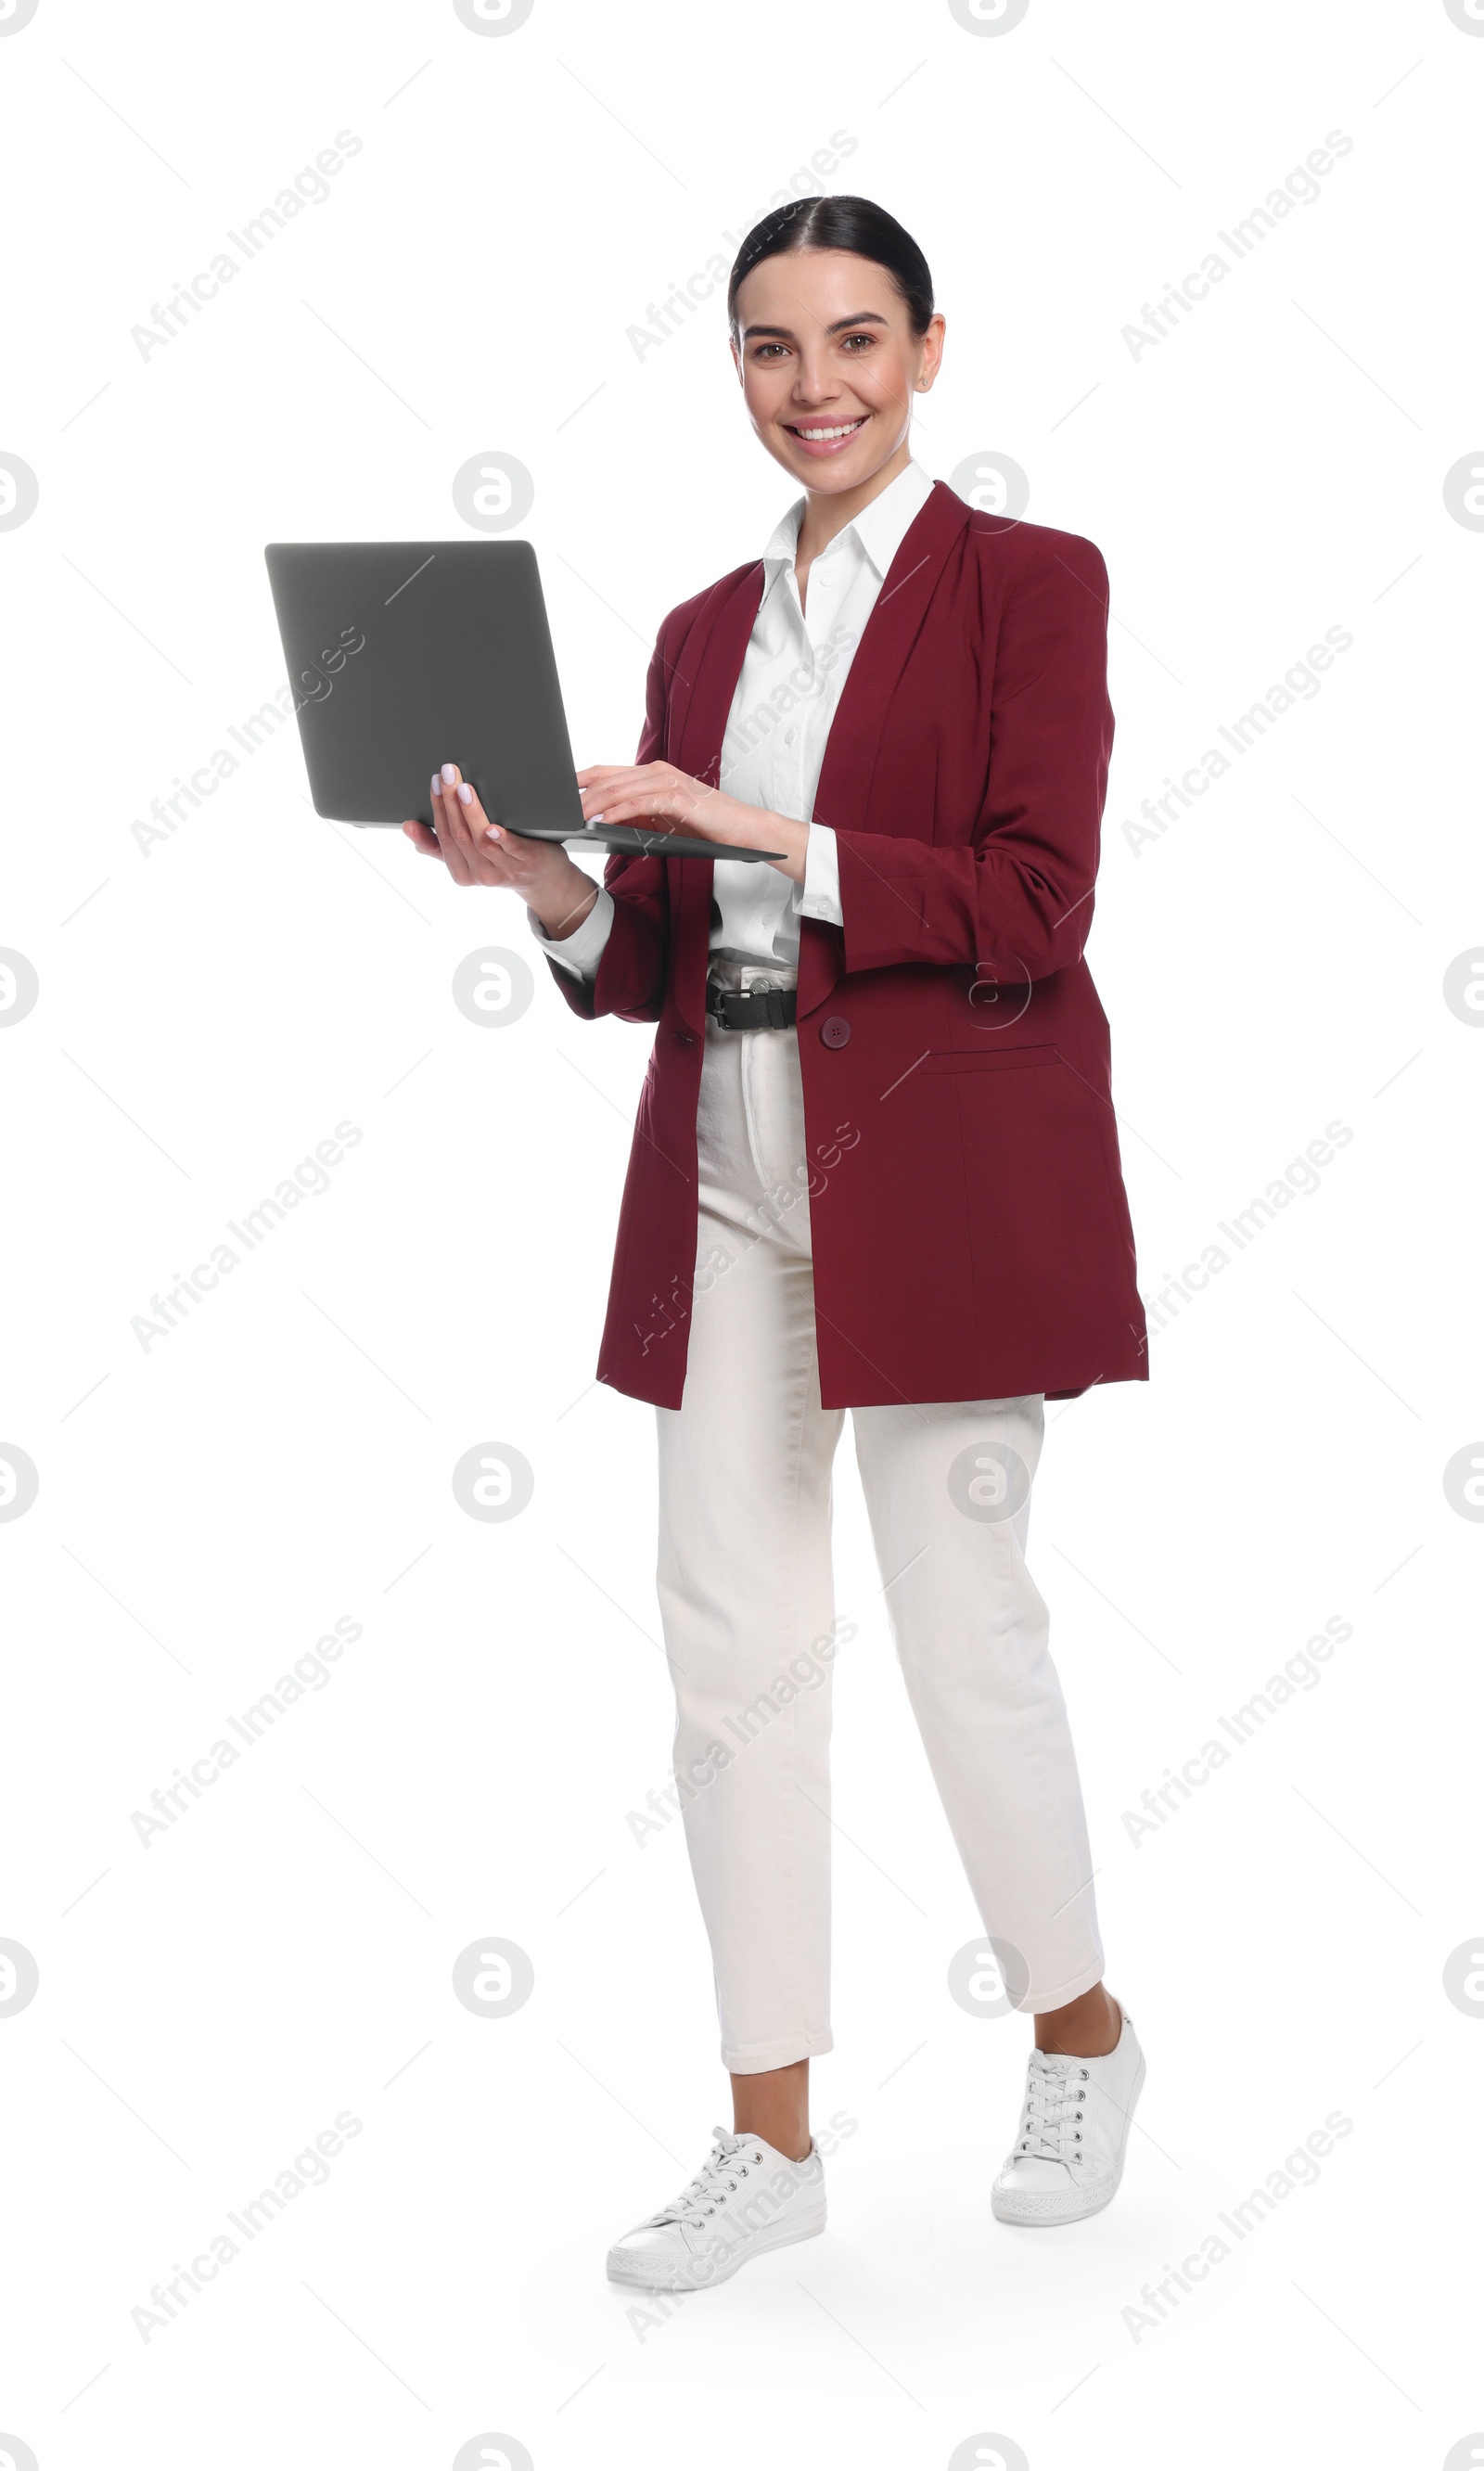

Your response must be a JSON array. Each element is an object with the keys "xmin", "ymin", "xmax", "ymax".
[
  {"xmin": 484, "ymin": 824, "xmax": 501, "ymax": 840},
  {"xmin": 430, "ymin": 775, "xmax": 441, "ymax": 799},
  {"xmin": 441, "ymin": 762, "xmax": 457, "ymax": 785},
  {"xmin": 457, "ymin": 782, "xmax": 473, "ymax": 805}
]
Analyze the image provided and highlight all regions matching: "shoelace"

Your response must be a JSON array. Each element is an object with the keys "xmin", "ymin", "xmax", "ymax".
[
  {"xmin": 651, "ymin": 2128, "xmax": 769, "ymax": 2226},
  {"xmin": 1016, "ymin": 2051, "xmax": 1093, "ymax": 2165}
]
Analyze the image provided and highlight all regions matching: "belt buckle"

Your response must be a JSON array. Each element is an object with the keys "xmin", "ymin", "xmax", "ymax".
[{"xmin": 705, "ymin": 970, "xmax": 794, "ymax": 1031}]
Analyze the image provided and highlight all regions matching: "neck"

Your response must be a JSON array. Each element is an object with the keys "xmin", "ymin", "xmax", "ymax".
[{"xmin": 796, "ymin": 438, "xmax": 915, "ymax": 568}]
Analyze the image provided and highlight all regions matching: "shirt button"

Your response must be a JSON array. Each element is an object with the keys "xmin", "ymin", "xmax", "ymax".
[
  {"xmin": 785, "ymin": 728, "xmax": 797, "ymax": 746},
  {"xmin": 821, "ymin": 1016, "xmax": 851, "ymax": 1049}
]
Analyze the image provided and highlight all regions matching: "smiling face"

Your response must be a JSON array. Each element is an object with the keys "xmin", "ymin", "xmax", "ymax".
[{"xmin": 730, "ymin": 248, "xmax": 944, "ymax": 496}]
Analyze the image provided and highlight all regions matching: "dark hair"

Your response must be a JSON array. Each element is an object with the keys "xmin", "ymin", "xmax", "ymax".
[{"xmin": 726, "ymin": 195, "xmax": 934, "ymax": 339}]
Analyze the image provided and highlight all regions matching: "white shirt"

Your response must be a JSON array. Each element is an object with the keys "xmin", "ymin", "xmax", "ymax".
[{"xmin": 531, "ymin": 457, "xmax": 937, "ymax": 980}]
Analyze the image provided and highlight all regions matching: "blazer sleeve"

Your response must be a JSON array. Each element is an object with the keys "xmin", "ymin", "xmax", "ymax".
[
  {"xmin": 544, "ymin": 610, "xmax": 676, "ymax": 1024},
  {"xmin": 830, "ymin": 533, "xmax": 1114, "ymax": 982}
]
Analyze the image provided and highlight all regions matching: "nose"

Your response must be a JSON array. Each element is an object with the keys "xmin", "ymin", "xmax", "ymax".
[{"xmin": 790, "ymin": 359, "xmax": 843, "ymax": 405}]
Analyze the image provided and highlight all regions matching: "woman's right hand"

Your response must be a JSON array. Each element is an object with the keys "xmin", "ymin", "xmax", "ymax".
[{"xmin": 402, "ymin": 762, "xmax": 600, "ymax": 942}]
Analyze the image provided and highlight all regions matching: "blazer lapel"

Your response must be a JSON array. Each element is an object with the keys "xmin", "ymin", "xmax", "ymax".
[
  {"xmin": 799, "ymin": 480, "xmax": 972, "ymax": 1019},
  {"xmin": 669, "ymin": 562, "xmax": 766, "ymax": 1031},
  {"xmin": 669, "ymin": 561, "xmax": 764, "ymax": 778}
]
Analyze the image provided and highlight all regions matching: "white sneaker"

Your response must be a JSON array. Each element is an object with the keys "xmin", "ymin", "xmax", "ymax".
[
  {"xmin": 991, "ymin": 2004, "xmax": 1145, "ymax": 2225},
  {"xmin": 606, "ymin": 2125, "xmax": 825, "ymax": 2291}
]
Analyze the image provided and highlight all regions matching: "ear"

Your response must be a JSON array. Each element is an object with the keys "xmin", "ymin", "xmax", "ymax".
[{"xmin": 916, "ymin": 311, "xmax": 947, "ymax": 394}]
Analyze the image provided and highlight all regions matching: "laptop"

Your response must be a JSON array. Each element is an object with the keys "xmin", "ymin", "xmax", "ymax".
[{"xmin": 262, "ymin": 539, "xmax": 783, "ymax": 861}]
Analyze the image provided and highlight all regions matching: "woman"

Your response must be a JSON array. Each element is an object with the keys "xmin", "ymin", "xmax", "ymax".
[{"xmin": 405, "ymin": 196, "xmax": 1149, "ymax": 2290}]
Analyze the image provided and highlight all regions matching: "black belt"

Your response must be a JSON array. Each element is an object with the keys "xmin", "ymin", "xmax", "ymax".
[{"xmin": 706, "ymin": 984, "xmax": 798, "ymax": 1031}]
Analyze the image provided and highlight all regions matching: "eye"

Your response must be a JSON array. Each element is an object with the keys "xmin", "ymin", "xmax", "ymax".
[
  {"xmin": 751, "ymin": 342, "xmax": 788, "ymax": 362},
  {"xmin": 840, "ymin": 331, "xmax": 876, "ymax": 352}
]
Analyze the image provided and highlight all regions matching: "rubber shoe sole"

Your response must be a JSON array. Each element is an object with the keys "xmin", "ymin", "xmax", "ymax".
[{"xmin": 607, "ymin": 2196, "xmax": 826, "ymax": 2291}]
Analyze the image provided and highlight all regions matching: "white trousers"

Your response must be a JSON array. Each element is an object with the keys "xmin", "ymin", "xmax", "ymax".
[{"xmin": 655, "ymin": 1016, "xmax": 1105, "ymax": 2073}]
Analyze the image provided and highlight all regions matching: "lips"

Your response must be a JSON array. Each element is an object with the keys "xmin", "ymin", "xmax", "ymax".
[{"xmin": 784, "ymin": 414, "xmax": 869, "ymax": 458}]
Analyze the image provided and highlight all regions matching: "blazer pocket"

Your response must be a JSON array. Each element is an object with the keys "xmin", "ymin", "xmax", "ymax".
[{"xmin": 919, "ymin": 1043, "xmax": 1060, "ymax": 1076}]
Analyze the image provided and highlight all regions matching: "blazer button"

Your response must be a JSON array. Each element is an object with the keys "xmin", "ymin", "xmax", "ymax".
[
  {"xmin": 675, "ymin": 1028, "xmax": 696, "ymax": 1045},
  {"xmin": 821, "ymin": 1016, "xmax": 851, "ymax": 1049}
]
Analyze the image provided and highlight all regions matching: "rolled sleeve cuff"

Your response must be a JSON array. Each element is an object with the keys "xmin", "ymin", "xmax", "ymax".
[
  {"xmin": 798, "ymin": 822, "xmax": 843, "ymax": 928},
  {"xmin": 528, "ymin": 884, "xmax": 614, "ymax": 981}
]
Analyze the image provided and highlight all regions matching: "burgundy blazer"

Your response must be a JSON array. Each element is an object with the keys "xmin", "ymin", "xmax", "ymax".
[{"xmin": 548, "ymin": 480, "xmax": 1148, "ymax": 1411}]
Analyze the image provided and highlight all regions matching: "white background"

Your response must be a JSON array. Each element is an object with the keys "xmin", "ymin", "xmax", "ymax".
[{"xmin": 2, "ymin": 1, "xmax": 1481, "ymax": 2465}]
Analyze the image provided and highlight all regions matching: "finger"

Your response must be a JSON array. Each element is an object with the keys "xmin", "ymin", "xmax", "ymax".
[
  {"xmin": 452, "ymin": 776, "xmax": 516, "ymax": 883},
  {"xmin": 579, "ymin": 765, "xmax": 661, "ymax": 817},
  {"xmin": 444, "ymin": 771, "xmax": 535, "ymax": 889},
  {"xmin": 583, "ymin": 767, "xmax": 697, "ymax": 831},
  {"xmin": 431, "ymin": 771, "xmax": 536, "ymax": 884},
  {"xmin": 579, "ymin": 765, "xmax": 647, "ymax": 801},
  {"xmin": 437, "ymin": 762, "xmax": 486, "ymax": 883},
  {"xmin": 435, "ymin": 762, "xmax": 476, "ymax": 859},
  {"xmin": 479, "ymin": 819, "xmax": 553, "ymax": 892},
  {"xmin": 581, "ymin": 792, "xmax": 684, "ymax": 830},
  {"xmin": 430, "ymin": 773, "xmax": 474, "ymax": 885},
  {"xmin": 403, "ymin": 818, "xmax": 441, "ymax": 859},
  {"xmin": 441, "ymin": 763, "xmax": 507, "ymax": 884}
]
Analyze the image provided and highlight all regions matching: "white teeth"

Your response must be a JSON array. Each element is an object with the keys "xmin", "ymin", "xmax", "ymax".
[{"xmin": 793, "ymin": 418, "xmax": 865, "ymax": 441}]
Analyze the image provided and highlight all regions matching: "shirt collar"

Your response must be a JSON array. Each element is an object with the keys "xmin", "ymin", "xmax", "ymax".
[{"xmin": 761, "ymin": 456, "xmax": 936, "ymax": 595}]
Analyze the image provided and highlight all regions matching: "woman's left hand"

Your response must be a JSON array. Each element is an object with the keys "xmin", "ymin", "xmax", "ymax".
[{"xmin": 576, "ymin": 763, "xmax": 808, "ymax": 882}]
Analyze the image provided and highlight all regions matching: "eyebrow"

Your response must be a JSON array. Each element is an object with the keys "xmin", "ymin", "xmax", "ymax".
[{"xmin": 740, "ymin": 312, "xmax": 890, "ymax": 341}]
